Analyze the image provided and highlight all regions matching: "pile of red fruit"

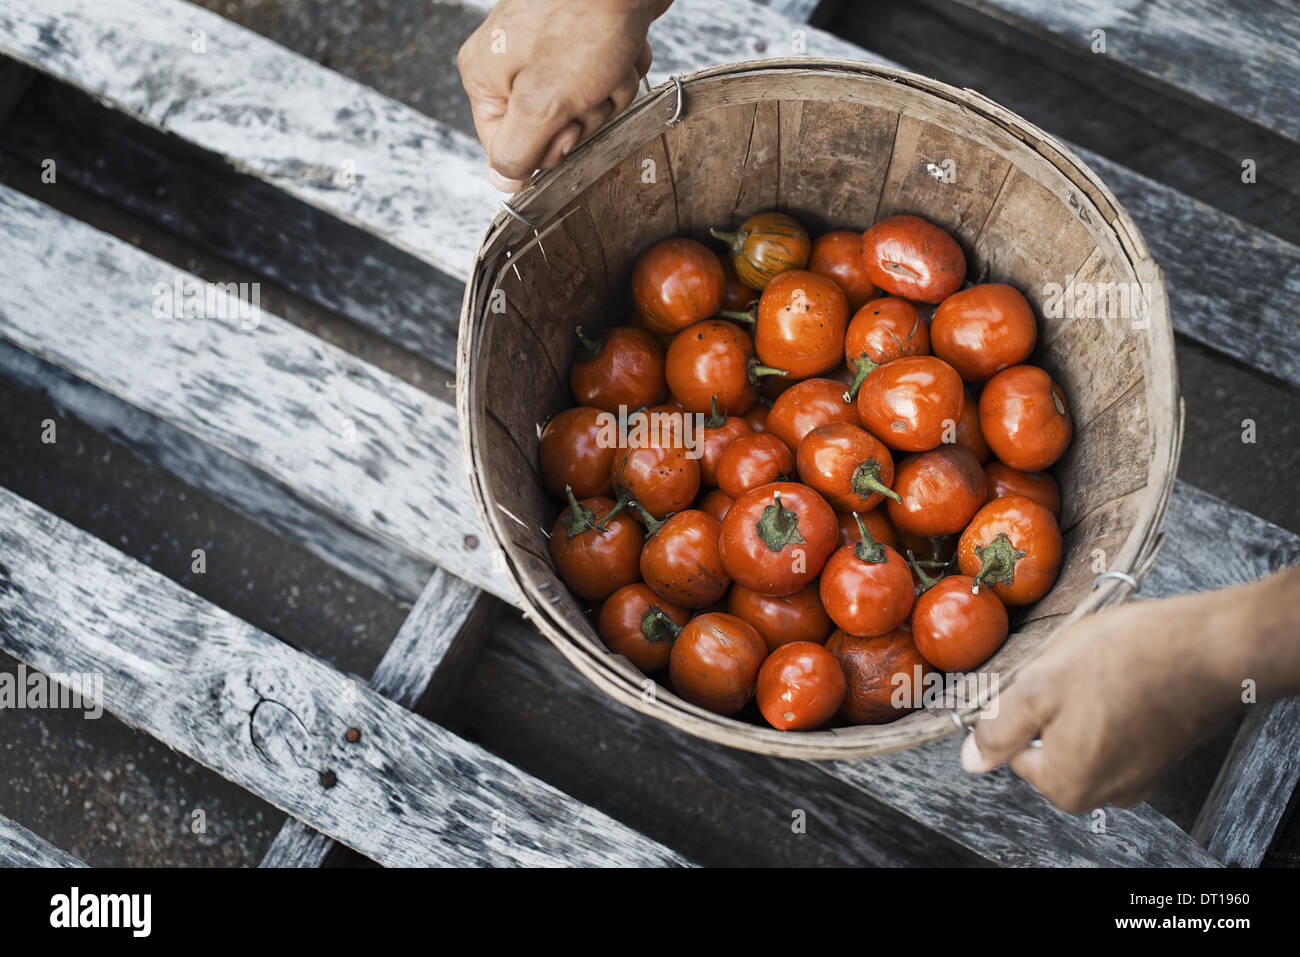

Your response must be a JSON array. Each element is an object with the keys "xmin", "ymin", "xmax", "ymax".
[{"xmin": 538, "ymin": 211, "xmax": 1072, "ymax": 732}]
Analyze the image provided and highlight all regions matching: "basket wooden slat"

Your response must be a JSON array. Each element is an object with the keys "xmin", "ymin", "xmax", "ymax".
[{"xmin": 460, "ymin": 58, "xmax": 1182, "ymax": 760}]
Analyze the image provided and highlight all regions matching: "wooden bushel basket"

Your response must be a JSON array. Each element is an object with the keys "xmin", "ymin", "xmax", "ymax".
[{"xmin": 457, "ymin": 60, "xmax": 1182, "ymax": 760}]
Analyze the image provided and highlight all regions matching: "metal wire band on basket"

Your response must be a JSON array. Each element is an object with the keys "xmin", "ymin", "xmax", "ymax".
[{"xmin": 1092, "ymin": 570, "xmax": 1141, "ymax": 592}]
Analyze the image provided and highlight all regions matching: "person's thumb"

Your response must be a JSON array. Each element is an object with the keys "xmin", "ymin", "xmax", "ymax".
[{"xmin": 962, "ymin": 672, "xmax": 1056, "ymax": 773}]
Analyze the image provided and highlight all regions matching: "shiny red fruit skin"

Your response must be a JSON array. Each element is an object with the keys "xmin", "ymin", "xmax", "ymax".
[
  {"xmin": 796, "ymin": 421, "xmax": 897, "ymax": 514},
  {"xmin": 716, "ymin": 432, "xmax": 796, "ymax": 500},
  {"xmin": 984, "ymin": 461, "xmax": 1062, "ymax": 519},
  {"xmin": 979, "ymin": 365, "xmax": 1073, "ymax": 472},
  {"xmin": 597, "ymin": 584, "xmax": 690, "ymax": 672},
  {"xmin": 911, "ymin": 575, "xmax": 1009, "ymax": 672},
  {"xmin": 834, "ymin": 508, "xmax": 897, "ymax": 550},
  {"xmin": 756, "ymin": 641, "xmax": 847, "ymax": 731},
  {"xmin": 727, "ymin": 581, "xmax": 834, "ymax": 652},
  {"xmin": 819, "ymin": 542, "xmax": 915, "ymax": 637},
  {"xmin": 718, "ymin": 482, "xmax": 837, "ymax": 597},
  {"xmin": 930, "ymin": 283, "xmax": 1037, "ymax": 383},
  {"xmin": 754, "ymin": 270, "xmax": 851, "ymax": 379},
  {"xmin": 856, "ymin": 355, "xmax": 965, "ymax": 452},
  {"xmin": 860, "ymin": 215, "xmax": 966, "ymax": 303},
  {"xmin": 887, "ymin": 445, "xmax": 988, "ymax": 537},
  {"xmin": 610, "ymin": 443, "xmax": 701, "ymax": 520},
  {"xmin": 668, "ymin": 612, "xmax": 768, "ymax": 715},
  {"xmin": 768, "ymin": 377, "xmax": 861, "ymax": 455},
  {"xmin": 538, "ymin": 406, "xmax": 618, "ymax": 499},
  {"xmin": 808, "ymin": 230, "xmax": 879, "ymax": 310},
  {"xmin": 957, "ymin": 495, "xmax": 1062, "ymax": 606},
  {"xmin": 665, "ymin": 319, "xmax": 761, "ymax": 416},
  {"xmin": 844, "ymin": 297, "xmax": 929, "ymax": 366},
  {"xmin": 570, "ymin": 325, "xmax": 668, "ymax": 413},
  {"xmin": 632, "ymin": 237, "xmax": 725, "ymax": 333}
]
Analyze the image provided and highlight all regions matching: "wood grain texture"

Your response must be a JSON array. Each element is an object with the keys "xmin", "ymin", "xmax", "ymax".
[
  {"xmin": 0, "ymin": 0, "xmax": 498, "ymax": 279},
  {"xmin": 5, "ymin": 0, "xmax": 1292, "ymax": 388},
  {"xmin": 0, "ymin": 78, "xmax": 468, "ymax": 368},
  {"xmin": 261, "ymin": 570, "xmax": 497, "ymax": 868},
  {"xmin": 1074, "ymin": 146, "xmax": 1300, "ymax": 388},
  {"xmin": 946, "ymin": 0, "xmax": 1300, "ymax": 143},
  {"xmin": 1152, "ymin": 483, "xmax": 1300, "ymax": 866},
  {"xmin": 1192, "ymin": 697, "xmax": 1300, "ymax": 867},
  {"xmin": 0, "ymin": 184, "xmax": 508, "ymax": 605},
  {"xmin": 484, "ymin": 615, "xmax": 984, "ymax": 867},
  {"xmin": 0, "ymin": 488, "xmax": 686, "ymax": 868},
  {"xmin": 821, "ymin": 734, "xmax": 1221, "ymax": 867},
  {"xmin": 0, "ymin": 814, "xmax": 87, "ymax": 867}
]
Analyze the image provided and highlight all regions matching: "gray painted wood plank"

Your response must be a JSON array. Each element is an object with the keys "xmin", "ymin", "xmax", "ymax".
[
  {"xmin": 483, "ymin": 614, "xmax": 985, "ymax": 867},
  {"xmin": 0, "ymin": 183, "xmax": 511, "ymax": 606},
  {"xmin": 821, "ymin": 736, "xmax": 1221, "ymax": 867},
  {"xmin": 1071, "ymin": 147, "xmax": 1300, "ymax": 387},
  {"xmin": 261, "ymin": 570, "xmax": 495, "ymax": 868},
  {"xmin": 1156, "ymin": 482, "xmax": 1300, "ymax": 866},
  {"xmin": 0, "ymin": 487, "xmax": 686, "ymax": 867},
  {"xmin": 947, "ymin": 0, "xmax": 1300, "ymax": 143},
  {"xmin": 1192, "ymin": 696, "xmax": 1300, "ymax": 867},
  {"xmin": 0, "ymin": 814, "xmax": 87, "ymax": 867},
  {"xmin": 0, "ymin": 0, "xmax": 497, "ymax": 279},
  {"xmin": 4, "ymin": 0, "xmax": 1294, "ymax": 387}
]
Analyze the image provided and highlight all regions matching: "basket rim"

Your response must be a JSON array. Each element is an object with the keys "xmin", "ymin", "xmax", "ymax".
[{"xmin": 457, "ymin": 57, "xmax": 1183, "ymax": 760}]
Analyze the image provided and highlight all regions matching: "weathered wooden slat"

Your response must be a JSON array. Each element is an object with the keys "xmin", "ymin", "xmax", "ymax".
[
  {"xmin": 3, "ymin": 0, "xmax": 1294, "ymax": 388},
  {"xmin": 1071, "ymin": 147, "xmax": 1300, "ymax": 387},
  {"xmin": 0, "ymin": 184, "xmax": 508, "ymax": 606},
  {"xmin": 1151, "ymin": 482, "xmax": 1300, "ymax": 866},
  {"xmin": 261, "ymin": 570, "xmax": 495, "ymax": 868},
  {"xmin": 0, "ymin": 487, "xmax": 686, "ymax": 867},
  {"xmin": 945, "ymin": 0, "xmax": 1300, "ymax": 143},
  {"xmin": 483, "ymin": 614, "xmax": 985, "ymax": 867},
  {"xmin": 1192, "ymin": 697, "xmax": 1300, "ymax": 867},
  {"xmin": 821, "ymin": 736, "xmax": 1220, "ymax": 867},
  {"xmin": 0, "ymin": 814, "xmax": 87, "ymax": 867}
]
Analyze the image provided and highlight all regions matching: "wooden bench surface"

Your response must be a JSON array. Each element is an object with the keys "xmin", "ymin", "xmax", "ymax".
[{"xmin": 0, "ymin": 0, "xmax": 1296, "ymax": 868}]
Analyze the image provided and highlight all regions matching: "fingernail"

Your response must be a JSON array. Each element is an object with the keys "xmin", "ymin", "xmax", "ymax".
[{"xmin": 961, "ymin": 733, "xmax": 992, "ymax": 773}]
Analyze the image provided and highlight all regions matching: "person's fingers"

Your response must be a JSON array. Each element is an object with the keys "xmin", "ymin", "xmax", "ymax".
[
  {"xmin": 488, "ymin": 73, "xmax": 580, "ymax": 181},
  {"xmin": 570, "ymin": 99, "xmax": 616, "ymax": 148},
  {"xmin": 963, "ymin": 672, "xmax": 1058, "ymax": 772},
  {"xmin": 488, "ymin": 167, "xmax": 528, "ymax": 194},
  {"xmin": 635, "ymin": 40, "xmax": 653, "ymax": 79},
  {"xmin": 535, "ymin": 120, "xmax": 583, "ymax": 171},
  {"xmin": 610, "ymin": 66, "xmax": 642, "ymax": 115}
]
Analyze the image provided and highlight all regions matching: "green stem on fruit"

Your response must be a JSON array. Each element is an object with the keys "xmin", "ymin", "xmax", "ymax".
[
  {"xmin": 755, "ymin": 491, "xmax": 806, "ymax": 553},
  {"xmin": 641, "ymin": 605, "xmax": 683, "ymax": 643},
  {"xmin": 851, "ymin": 458, "xmax": 902, "ymax": 504},
  {"xmin": 626, "ymin": 500, "xmax": 662, "ymax": 537},
  {"xmin": 596, "ymin": 495, "xmax": 629, "ymax": 531},
  {"xmin": 844, "ymin": 355, "xmax": 879, "ymax": 402},
  {"xmin": 906, "ymin": 549, "xmax": 944, "ymax": 593},
  {"xmin": 851, "ymin": 512, "xmax": 887, "ymax": 564},
  {"xmin": 574, "ymin": 325, "xmax": 602, "ymax": 363},
  {"xmin": 709, "ymin": 226, "xmax": 749, "ymax": 257},
  {"xmin": 747, "ymin": 358, "xmax": 788, "ymax": 384},
  {"xmin": 719, "ymin": 307, "xmax": 757, "ymax": 326},
  {"xmin": 971, "ymin": 532, "xmax": 1025, "ymax": 594},
  {"xmin": 705, "ymin": 395, "xmax": 727, "ymax": 429},
  {"xmin": 562, "ymin": 485, "xmax": 601, "ymax": 538}
]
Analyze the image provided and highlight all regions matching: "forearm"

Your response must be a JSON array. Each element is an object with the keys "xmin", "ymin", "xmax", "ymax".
[{"xmin": 1224, "ymin": 565, "xmax": 1300, "ymax": 703}]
